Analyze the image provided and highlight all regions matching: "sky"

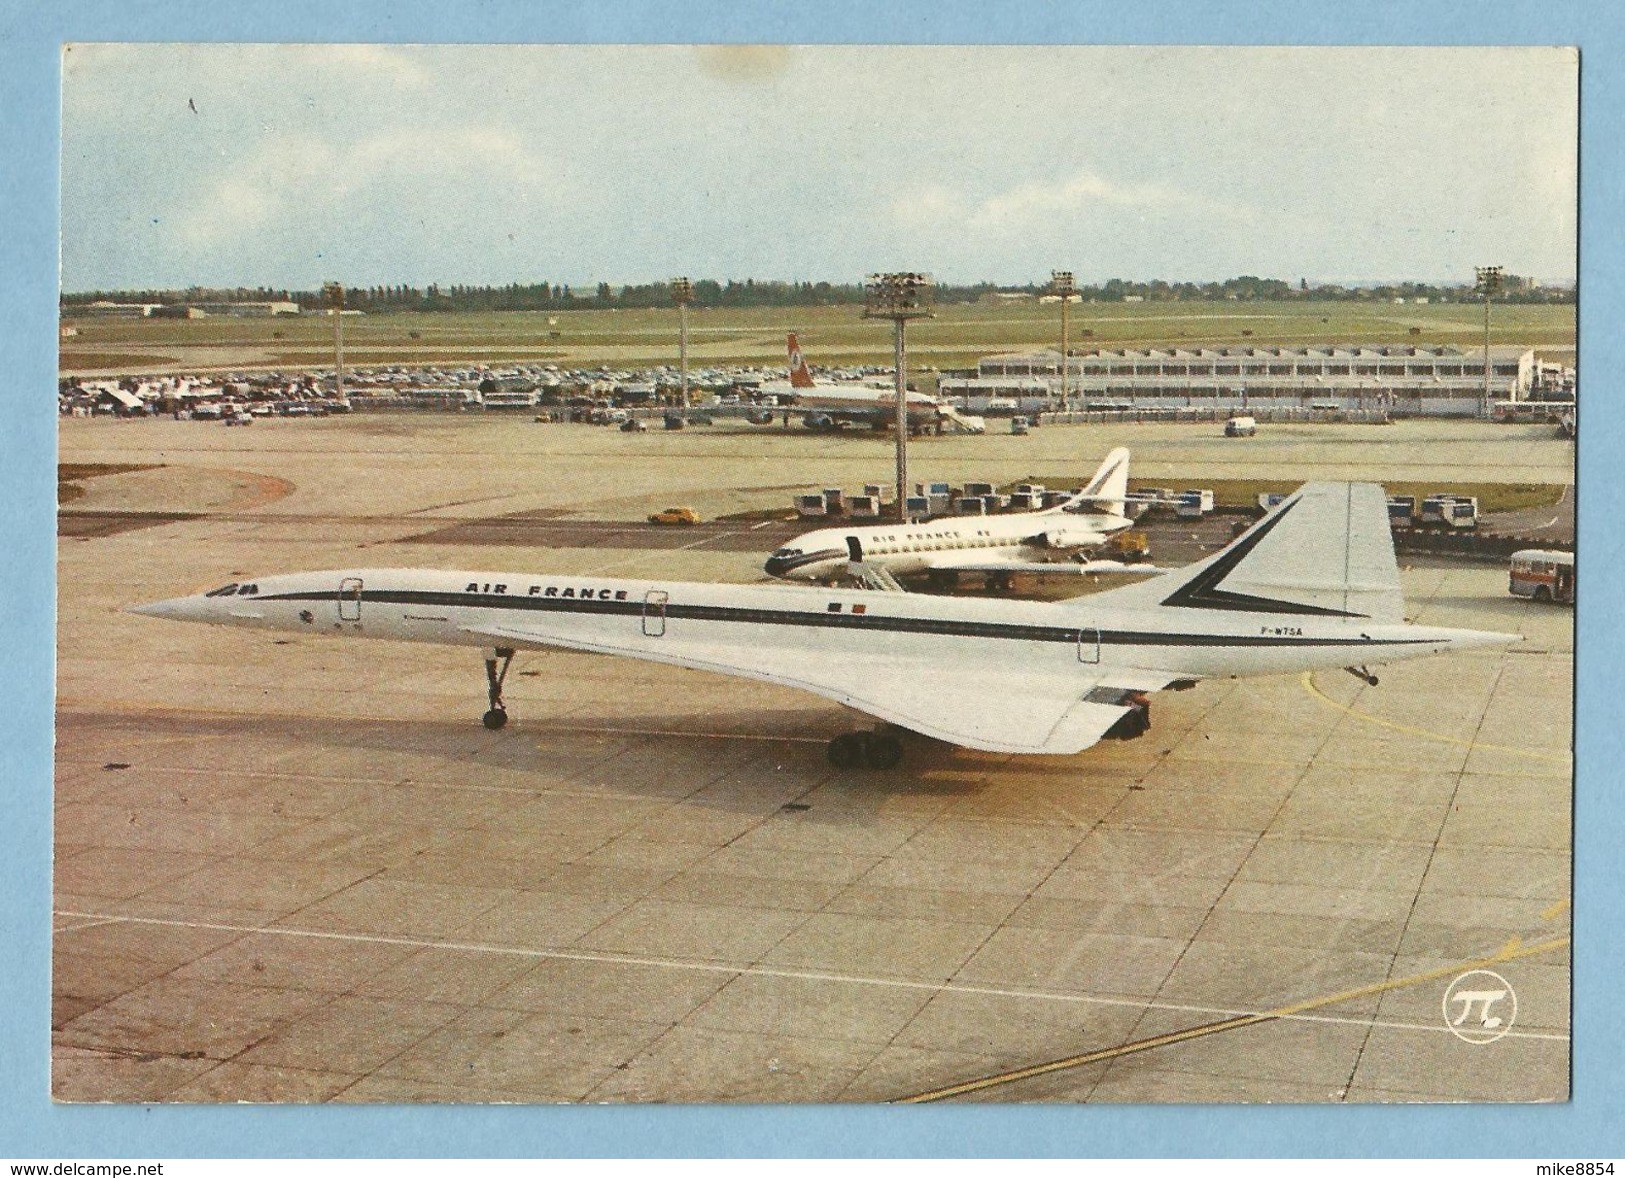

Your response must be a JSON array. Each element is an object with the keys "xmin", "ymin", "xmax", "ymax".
[{"xmin": 59, "ymin": 43, "xmax": 1579, "ymax": 292}]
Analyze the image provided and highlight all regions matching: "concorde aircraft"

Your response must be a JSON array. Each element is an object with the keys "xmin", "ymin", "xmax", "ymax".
[
  {"xmin": 749, "ymin": 334, "xmax": 986, "ymax": 434},
  {"xmin": 130, "ymin": 482, "xmax": 1516, "ymax": 770},
  {"xmin": 765, "ymin": 446, "xmax": 1138, "ymax": 584}
]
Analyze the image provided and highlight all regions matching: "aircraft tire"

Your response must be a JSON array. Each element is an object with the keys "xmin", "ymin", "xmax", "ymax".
[
  {"xmin": 827, "ymin": 732, "xmax": 867, "ymax": 769},
  {"xmin": 482, "ymin": 708, "xmax": 508, "ymax": 731},
  {"xmin": 864, "ymin": 733, "xmax": 904, "ymax": 770}
]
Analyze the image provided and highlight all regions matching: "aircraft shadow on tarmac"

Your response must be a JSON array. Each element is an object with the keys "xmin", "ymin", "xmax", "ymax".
[{"xmin": 66, "ymin": 705, "xmax": 1004, "ymax": 811}]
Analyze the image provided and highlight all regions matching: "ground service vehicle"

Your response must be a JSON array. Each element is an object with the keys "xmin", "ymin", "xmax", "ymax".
[
  {"xmin": 1103, "ymin": 531, "xmax": 1150, "ymax": 561},
  {"xmin": 1509, "ymin": 549, "xmax": 1574, "ymax": 604},
  {"xmin": 1225, "ymin": 416, "xmax": 1257, "ymax": 437},
  {"xmin": 1419, "ymin": 494, "xmax": 1478, "ymax": 529},
  {"xmin": 648, "ymin": 506, "xmax": 700, "ymax": 525}
]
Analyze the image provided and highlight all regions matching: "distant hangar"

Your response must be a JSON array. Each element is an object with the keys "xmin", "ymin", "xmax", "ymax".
[{"xmin": 941, "ymin": 344, "xmax": 1569, "ymax": 416}]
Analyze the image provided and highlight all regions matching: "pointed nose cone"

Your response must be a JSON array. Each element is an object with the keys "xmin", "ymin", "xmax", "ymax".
[{"xmin": 127, "ymin": 596, "xmax": 198, "ymax": 620}]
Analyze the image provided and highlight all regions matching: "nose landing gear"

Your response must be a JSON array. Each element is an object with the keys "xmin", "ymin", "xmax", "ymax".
[{"xmin": 483, "ymin": 647, "xmax": 515, "ymax": 729}]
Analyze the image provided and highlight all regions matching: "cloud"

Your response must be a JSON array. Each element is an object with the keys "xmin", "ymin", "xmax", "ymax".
[
  {"xmin": 894, "ymin": 170, "xmax": 1254, "ymax": 237},
  {"xmin": 286, "ymin": 44, "xmax": 431, "ymax": 88},
  {"xmin": 176, "ymin": 125, "xmax": 566, "ymax": 250},
  {"xmin": 59, "ymin": 45, "xmax": 1576, "ymax": 288}
]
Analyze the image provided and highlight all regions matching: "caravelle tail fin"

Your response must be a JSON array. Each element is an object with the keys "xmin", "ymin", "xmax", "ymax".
[
  {"xmin": 1081, "ymin": 482, "xmax": 1406, "ymax": 623},
  {"xmin": 1056, "ymin": 447, "xmax": 1131, "ymax": 517},
  {"xmin": 787, "ymin": 333, "xmax": 816, "ymax": 389}
]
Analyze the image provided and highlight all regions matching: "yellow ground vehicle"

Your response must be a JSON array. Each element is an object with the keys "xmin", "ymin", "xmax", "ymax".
[
  {"xmin": 1103, "ymin": 530, "xmax": 1150, "ymax": 561},
  {"xmin": 648, "ymin": 506, "xmax": 701, "ymax": 526}
]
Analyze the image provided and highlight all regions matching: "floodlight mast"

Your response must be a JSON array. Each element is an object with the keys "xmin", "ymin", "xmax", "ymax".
[
  {"xmin": 1476, "ymin": 265, "xmax": 1503, "ymax": 418},
  {"xmin": 671, "ymin": 277, "xmax": 694, "ymax": 409},
  {"xmin": 1051, "ymin": 270, "xmax": 1075, "ymax": 410},
  {"xmin": 323, "ymin": 282, "xmax": 345, "ymax": 403},
  {"xmin": 864, "ymin": 273, "xmax": 935, "ymax": 521}
]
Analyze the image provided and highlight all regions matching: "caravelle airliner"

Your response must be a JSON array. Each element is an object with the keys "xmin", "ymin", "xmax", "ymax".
[
  {"xmin": 765, "ymin": 446, "xmax": 1140, "ymax": 584},
  {"xmin": 750, "ymin": 334, "xmax": 986, "ymax": 434},
  {"xmin": 131, "ymin": 483, "xmax": 1516, "ymax": 770}
]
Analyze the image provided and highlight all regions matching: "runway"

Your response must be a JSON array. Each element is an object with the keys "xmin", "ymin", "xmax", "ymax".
[{"xmin": 52, "ymin": 414, "xmax": 1573, "ymax": 1103}]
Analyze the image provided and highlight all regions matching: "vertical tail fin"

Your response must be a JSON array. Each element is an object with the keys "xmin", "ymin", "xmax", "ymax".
[
  {"xmin": 1057, "ymin": 447, "xmax": 1131, "ymax": 517},
  {"xmin": 787, "ymin": 333, "xmax": 816, "ymax": 389},
  {"xmin": 1082, "ymin": 482, "xmax": 1406, "ymax": 623}
]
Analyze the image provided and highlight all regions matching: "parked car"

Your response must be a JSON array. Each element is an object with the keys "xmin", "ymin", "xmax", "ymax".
[{"xmin": 648, "ymin": 506, "xmax": 701, "ymax": 526}]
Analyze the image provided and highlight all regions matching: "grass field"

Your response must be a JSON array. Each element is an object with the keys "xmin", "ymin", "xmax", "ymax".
[
  {"xmin": 59, "ymin": 299, "xmax": 1576, "ymax": 378},
  {"xmin": 56, "ymin": 462, "xmax": 162, "ymax": 504}
]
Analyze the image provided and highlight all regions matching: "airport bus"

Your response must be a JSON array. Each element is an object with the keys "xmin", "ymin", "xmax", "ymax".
[{"xmin": 1508, "ymin": 549, "xmax": 1574, "ymax": 604}]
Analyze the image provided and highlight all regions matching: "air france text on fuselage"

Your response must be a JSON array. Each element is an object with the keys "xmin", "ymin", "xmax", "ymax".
[{"xmin": 465, "ymin": 582, "xmax": 631, "ymax": 601}]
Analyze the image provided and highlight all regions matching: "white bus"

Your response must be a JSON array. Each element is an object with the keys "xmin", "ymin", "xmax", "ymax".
[{"xmin": 1508, "ymin": 549, "xmax": 1574, "ymax": 604}]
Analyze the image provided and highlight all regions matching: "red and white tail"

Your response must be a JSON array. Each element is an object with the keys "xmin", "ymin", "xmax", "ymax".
[{"xmin": 787, "ymin": 333, "xmax": 816, "ymax": 389}]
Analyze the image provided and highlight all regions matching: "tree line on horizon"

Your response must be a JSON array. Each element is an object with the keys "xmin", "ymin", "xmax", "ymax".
[{"xmin": 60, "ymin": 274, "xmax": 1573, "ymax": 312}]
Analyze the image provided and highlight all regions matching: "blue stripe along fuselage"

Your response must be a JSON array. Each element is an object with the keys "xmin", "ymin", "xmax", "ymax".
[{"xmin": 259, "ymin": 587, "xmax": 1429, "ymax": 650}]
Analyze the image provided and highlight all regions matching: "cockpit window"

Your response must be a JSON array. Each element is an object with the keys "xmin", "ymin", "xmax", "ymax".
[
  {"xmin": 204, "ymin": 583, "xmax": 239, "ymax": 597},
  {"xmin": 773, "ymin": 548, "xmax": 802, "ymax": 558},
  {"xmin": 237, "ymin": 584, "xmax": 259, "ymax": 596}
]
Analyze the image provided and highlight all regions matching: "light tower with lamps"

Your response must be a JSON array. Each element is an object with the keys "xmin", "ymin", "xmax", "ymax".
[
  {"xmin": 1051, "ymin": 270, "xmax": 1075, "ymax": 410},
  {"xmin": 864, "ymin": 273, "xmax": 935, "ymax": 521},
  {"xmin": 321, "ymin": 282, "xmax": 345, "ymax": 404},
  {"xmin": 1475, "ymin": 265, "xmax": 1503, "ymax": 417},
  {"xmin": 670, "ymin": 277, "xmax": 694, "ymax": 409}
]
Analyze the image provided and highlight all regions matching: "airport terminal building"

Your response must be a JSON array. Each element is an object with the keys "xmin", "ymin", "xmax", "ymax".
[{"xmin": 941, "ymin": 344, "xmax": 1564, "ymax": 417}]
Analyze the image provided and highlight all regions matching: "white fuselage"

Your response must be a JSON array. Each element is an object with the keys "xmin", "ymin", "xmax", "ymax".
[
  {"xmin": 756, "ymin": 381, "xmax": 984, "ymax": 432},
  {"xmin": 765, "ymin": 507, "xmax": 1135, "ymax": 580},
  {"xmin": 133, "ymin": 566, "xmax": 1496, "ymax": 684}
]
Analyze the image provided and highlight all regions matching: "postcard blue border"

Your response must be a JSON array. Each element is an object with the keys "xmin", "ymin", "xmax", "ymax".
[{"xmin": 4, "ymin": 0, "xmax": 1619, "ymax": 1159}]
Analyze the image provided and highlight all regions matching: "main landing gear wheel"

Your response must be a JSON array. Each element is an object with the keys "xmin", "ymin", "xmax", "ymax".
[
  {"xmin": 826, "ymin": 730, "xmax": 906, "ymax": 770},
  {"xmin": 864, "ymin": 732, "xmax": 904, "ymax": 770},
  {"xmin": 482, "ymin": 646, "xmax": 515, "ymax": 730},
  {"xmin": 827, "ymin": 732, "xmax": 867, "ymax": 769}
]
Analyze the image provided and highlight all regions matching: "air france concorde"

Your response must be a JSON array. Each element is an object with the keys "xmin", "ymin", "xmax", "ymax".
[{"xmin": 131, "ymin": 482, "xmax": 1517, "ymax": 770}]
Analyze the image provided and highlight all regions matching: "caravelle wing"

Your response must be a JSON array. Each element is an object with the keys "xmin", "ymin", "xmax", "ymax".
[
  {"xmin": 913, "ymin": 553, "xmax": 1157, "ymax": 576},
  {"xmin": 461, "ymin": 618, "xmax": 1178, "ymax": 754}
]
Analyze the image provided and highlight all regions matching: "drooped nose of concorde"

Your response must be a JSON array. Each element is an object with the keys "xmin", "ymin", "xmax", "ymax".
[{"xmin": 126, "ymin": 594, "xmax": 213, "ymax": 622}]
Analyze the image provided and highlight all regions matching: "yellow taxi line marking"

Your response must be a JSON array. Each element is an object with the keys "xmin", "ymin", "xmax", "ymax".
[
  {"xmin": 893, "ymin": 932, "xmax": 1570, "ymax": 1104},
  {"xmin": 1300, "ymin": 672, "xmax": 1571, "ymax": 764},
  {"xmin": 1543, "ymin": 898, "xmax": 1571, "ymax": 921}
]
